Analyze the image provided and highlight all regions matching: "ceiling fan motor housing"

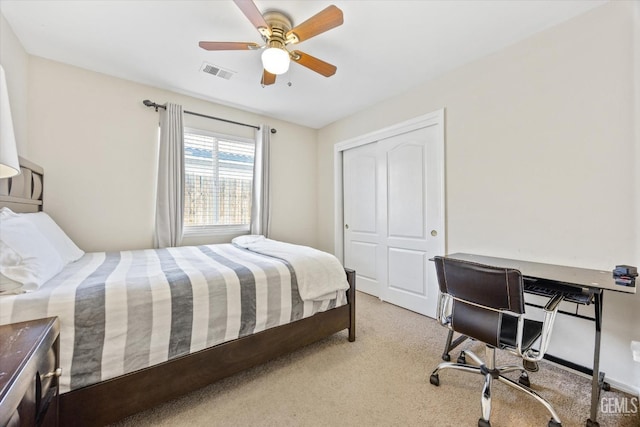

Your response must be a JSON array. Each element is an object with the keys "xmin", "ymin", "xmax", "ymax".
[{"xmin": 263, "ymin": 11, "xmax": 296, "ymax": 47}]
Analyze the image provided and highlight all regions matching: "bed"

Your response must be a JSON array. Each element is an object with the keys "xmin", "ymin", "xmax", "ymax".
[{"xmin": 0, "ymin": 158, "xmax": 356, "ymax": 426}]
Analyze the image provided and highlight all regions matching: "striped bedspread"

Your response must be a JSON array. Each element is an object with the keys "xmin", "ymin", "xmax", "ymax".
[{"xmin": 0, "ymin": 244, "xmax": 347, "ymax": 393}]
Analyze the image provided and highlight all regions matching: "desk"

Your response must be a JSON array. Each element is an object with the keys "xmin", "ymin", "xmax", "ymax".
[{"xmin": 441, "ymin": 253, "xmax": 636, "ymax": 427}]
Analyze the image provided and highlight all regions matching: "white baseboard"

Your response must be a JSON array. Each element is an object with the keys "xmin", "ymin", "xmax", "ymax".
[
  {"xmin": 544, "ymin": 358, "xmax": 639, "ymax": 397},
  {"xmin": 605, "ymin": 377, "xmax": 640, "ymax": 397}
]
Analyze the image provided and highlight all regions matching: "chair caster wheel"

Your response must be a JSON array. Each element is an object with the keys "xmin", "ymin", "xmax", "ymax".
[
  {"xmin": 478, "ymin": 418, "xmax": 491, "ymax": 427},
  {"xmin": 548, "ymin": 419, "xmax": 562, "ymax": 427},
  {"xmin": 518, "ymin": 373, "xmax": 530, "ymax": 388},
  {"xmin": 429, "ymin": 374, "xmax": 440, "ymax": 386},
  {"xmin": 586, "ymin": 419, "xmax": 599, "ymax": 427},
  {"xmin": 457, "ymin": 351, "xmax": 466, "ymax": 364},
  {"xmin": 442, "ymin": 353, "xmax": 451, "ymax": 362},
  {"xmin": 603, "ymin": 382, "xmax": 611, "ymax": 392}
]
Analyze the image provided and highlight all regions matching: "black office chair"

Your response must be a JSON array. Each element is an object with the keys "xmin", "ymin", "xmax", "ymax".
[{"xmin": 429, "ymin": 256, "xmax": 563, "ymax": 427}]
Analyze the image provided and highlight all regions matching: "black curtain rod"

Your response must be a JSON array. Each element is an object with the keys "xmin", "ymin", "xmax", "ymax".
[{"xmin": 142, "ymin": 99, "xmax": 276, "ymax": 133}]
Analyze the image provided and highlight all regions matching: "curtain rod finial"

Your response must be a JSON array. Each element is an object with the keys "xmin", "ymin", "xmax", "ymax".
[{"xmin": 143, "ymin": 99, "xmax": 159, "ymax": 112}]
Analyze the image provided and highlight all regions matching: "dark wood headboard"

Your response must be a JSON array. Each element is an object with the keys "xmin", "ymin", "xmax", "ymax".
[{"xmin": 0, "ymin": 157, "xmax": 43, "ymax": 213}]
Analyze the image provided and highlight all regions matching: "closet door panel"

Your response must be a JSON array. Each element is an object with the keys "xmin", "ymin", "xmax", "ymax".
[
  {"xmin": 343, "ymin": 143, "xmax": 381, "ymax": 297},
  {"xmin": 387, "ymin": 143, "xmax": 425, "ymax": 239},
  {"xmin": 379, "ymin": 126, "xmax": 440, "ymax": 316},
  {"xmin": 388, "ymin": 247, "xmax": 427, "ymax": 296}
]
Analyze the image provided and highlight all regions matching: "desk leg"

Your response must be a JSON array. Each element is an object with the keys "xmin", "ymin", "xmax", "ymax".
[{"xmin": 587, "ymin": 291, "xmax": 604, "ymax": 427}]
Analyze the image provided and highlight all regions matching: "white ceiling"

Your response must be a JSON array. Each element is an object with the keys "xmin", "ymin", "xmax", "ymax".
[{"xmin": 1, "ymin": 0, "xmax": 606, "ymax": 129}]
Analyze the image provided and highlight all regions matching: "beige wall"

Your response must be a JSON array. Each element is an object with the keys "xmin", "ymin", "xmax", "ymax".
[
  {"xmin": 318, "ymin": 1, "xmax": 639, "ymax": 392},
  {"xmin": 0, "ymin": 13, "xmax": 29, "ymax": 157},
  {"xmin": 26, "ymin": 57, "xmax": 318, "ymax": 252}
]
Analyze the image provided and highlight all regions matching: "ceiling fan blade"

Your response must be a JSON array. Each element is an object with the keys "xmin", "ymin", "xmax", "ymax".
[
  {"xmin": 233, "ymin": 0, "xmax": 271, "ymax": 37},
  {"xmin": 261, "ymin": 70, "xmax": 276, "ymax": 86},
  {"xmin": 286, "ymin": 5, "xmax": 343, "ymax": 43},
  {"xmin": 291, "ymin": 50, "xmax": 337, "ymax": 77},
  {"xmin": 199, "ymin": 41, "xmax": 260, "ymax": 51}
]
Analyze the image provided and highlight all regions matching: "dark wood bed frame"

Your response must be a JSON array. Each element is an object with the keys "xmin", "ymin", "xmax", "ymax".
[{"xmin": 1, "ymin": 158, "xmax": 356, "ymax": 426}]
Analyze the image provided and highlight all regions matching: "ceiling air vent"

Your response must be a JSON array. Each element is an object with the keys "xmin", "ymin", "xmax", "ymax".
[{"xmin": 201, "ymin": 62, "xmax": 235, "ymax": 80}]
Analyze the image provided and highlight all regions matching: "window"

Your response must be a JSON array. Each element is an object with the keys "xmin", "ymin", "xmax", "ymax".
[{"xmin": 183, "ymin": 128, "xmax": 255, "ymax": 234}]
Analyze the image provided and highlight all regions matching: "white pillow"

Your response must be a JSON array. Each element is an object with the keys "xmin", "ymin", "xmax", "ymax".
[
  {"xmin": 0, "ymin": 207, "xmax": 17, "ymax": 219},
  {"xmin": 0, "ymin": 216, "xmax": 65, "ymax": 291},
  {"xmin": 0, "ymin": 271, "xmax": 24, "ymax": 295},
  {"xmin": 0, "ymin": 239, "xmax": 23, "ymax": 294},
  {"xmin": 24, "ymin": 212, "xmax": 84, "ymax": 264},
  {"xmin": 0, "ymin": 207, "xmax": 84, "ymax": 265}
]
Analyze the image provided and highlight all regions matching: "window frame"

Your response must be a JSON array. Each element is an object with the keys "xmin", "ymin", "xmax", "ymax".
[{"xmin": 182, "ymin": 126, "xmax": 255, "ymax": 237}]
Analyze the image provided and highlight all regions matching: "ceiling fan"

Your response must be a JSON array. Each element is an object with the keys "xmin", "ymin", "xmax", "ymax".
[{"xmin": 199, "ymin": 0, "xmax": 343, "ymax": 86}]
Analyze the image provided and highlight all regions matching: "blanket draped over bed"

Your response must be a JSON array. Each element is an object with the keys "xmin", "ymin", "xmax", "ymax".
[
  {"xmin": 232, "ymin": 235, "xmax": 350, "ymax": 301},
  {"xmin": 0, "ymin": 243, "xmax": 348, "ymax": 393}
]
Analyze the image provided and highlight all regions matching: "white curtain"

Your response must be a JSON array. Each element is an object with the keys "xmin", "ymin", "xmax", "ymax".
[
  {"xmin": 250, "ymin": 125, "xmax": 271, "ymax": 237},
  {"xmin": 154, "ymin": 103, "xmax": 184, "ymax": 248}
]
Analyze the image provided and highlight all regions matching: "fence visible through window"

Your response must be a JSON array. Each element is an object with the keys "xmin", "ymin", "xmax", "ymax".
[{"xmin": 184, "ymin": 129, "xmax": 254, "ymax": 228}]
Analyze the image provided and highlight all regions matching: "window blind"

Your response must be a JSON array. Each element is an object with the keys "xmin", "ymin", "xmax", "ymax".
[{"xmin": 184, "ymin": 129, "xmax": 255, "ymax": 229}]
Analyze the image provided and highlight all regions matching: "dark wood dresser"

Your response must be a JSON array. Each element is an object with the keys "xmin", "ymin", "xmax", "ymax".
[{"xmin": 0, "ymin": 318, "xmax": 60, "ymax": 427}]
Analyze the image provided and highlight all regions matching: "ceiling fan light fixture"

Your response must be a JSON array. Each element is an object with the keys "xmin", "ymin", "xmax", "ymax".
[{"xmin": 262, "ymin": 47, "xmax": 290, "ymax": 75}]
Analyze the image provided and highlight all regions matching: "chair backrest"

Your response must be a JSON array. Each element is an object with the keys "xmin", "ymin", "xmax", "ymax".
[{"xmin": 433, "ymin": 256, "xmax": 526, "ymax": 347}]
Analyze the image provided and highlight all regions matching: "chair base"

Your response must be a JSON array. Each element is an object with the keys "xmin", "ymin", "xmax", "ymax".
[{"xmin": 430, "ymin": 347, "xmax": 562, "ymax": 427}]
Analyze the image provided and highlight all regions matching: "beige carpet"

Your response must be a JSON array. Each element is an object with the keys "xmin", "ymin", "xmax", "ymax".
[{"xmin": 112, "ymin": 292, "xmax": 639, "ymax": 427}]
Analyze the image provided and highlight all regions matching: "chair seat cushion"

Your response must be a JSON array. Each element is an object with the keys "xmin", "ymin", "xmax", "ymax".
[{"xmin": 500, "ymin": 315, "xmax": 542, "ymax": 350}]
